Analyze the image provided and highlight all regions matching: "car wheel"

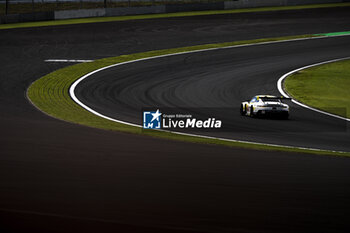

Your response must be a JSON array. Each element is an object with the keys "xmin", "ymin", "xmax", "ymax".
[
  {"xmin": 240, "ymin": 104, "xmax": 246, "ymax": 116},
  {"xmin": 250, "ymin": 106, "xmax": 255, "ymax": 117}
]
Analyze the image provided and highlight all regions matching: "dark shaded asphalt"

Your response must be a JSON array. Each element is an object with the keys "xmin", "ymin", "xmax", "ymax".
[
  {"xmin": 1, "ymin": 7, "xmax": 350, "ymax": 233},
  {"xmin": 75, "ymin": 36, "xmax": 350, "ymax": 152}
]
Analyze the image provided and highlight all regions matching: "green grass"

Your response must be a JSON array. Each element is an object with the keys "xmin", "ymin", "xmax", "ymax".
[
  {"xmin": 2, "ymin": 2, "xmax": 350, "ymax": 30},
  {"xmin": 315, "ymin": 31, "xmax": 350, "ymax": 37},
  {"xmin": 27, "ymin": 35, "xmax": 350, "ymax": 157},
  {"xmin": 285, "ymin": 59, "xmax": 350, "ymax": 118}
]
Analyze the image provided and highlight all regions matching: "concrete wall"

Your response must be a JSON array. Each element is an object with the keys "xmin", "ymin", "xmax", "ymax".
[
  {"xmin": 165, "ymin": 2, "xmax": 224, "ymax": 13},
  {"xmin": 1, "ymin": 0, "xmax": 345, "ymax": 4},
  {"xmin": 286, "ymin": 0, "xmax": 342, "ymax": 5},
  {"xmin": 106, "ymin": 6, "xmax": 165, "ymax": 16},
  {"xmin": 225, "ymin": 0, "xmax": 286, "ymax": 9},
  {"xmin": 54, "ymin": 6, "xmax": 166, "ymax": 20},
  {"xmin": 224, "ymin": 0, "xmax": 343, "ymax": 9},
  {"xmin": 55, "ymin": 8, "xmax": 105, "ymax": 20},
  {"xmin": 0, "ymin": 11, "xmax": 54, "ymax": 24},
  {"xmin": 1, "ymin": 0, "xmax": 348, "ymax": 24}
]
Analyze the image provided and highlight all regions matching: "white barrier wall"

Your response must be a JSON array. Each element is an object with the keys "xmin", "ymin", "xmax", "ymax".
[{"xmin": 54, "ymin": 8, "xmax": 106, "ymax": 20}]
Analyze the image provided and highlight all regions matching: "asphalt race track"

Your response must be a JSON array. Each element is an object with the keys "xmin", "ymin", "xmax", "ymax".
[
  {"xmin": 1, "ymin": 7, "xmax": 350, "ymax": 233},
  {"xmin": 75, "ymin": 36, "xmax": 350, "ymax": 152}
]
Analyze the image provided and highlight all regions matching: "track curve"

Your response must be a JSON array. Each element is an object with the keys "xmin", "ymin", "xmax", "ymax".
[
  {"xmin": 75, "ymin": 36, "xmax": 350, "ymax": 152},
  {"xmin": 2, "ymin": 7, "xmax": 350, "ymax": 233}
]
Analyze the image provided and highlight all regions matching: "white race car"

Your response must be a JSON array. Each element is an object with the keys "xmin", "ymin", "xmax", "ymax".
[{"xmin": 240, "ymin": 95, "xmax": 290, "ymax": 119}]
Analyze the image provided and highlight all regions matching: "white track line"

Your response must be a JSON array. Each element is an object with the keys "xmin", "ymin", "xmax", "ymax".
[
  {"xmin": 45, "ymin": 59, "xmax": 94, "ymax": 63},
  {"xmin": 277, "ymin": 57, "xmax": 350, "ymax": 122},
  {"xmin": 69, "ymin": 34, "xmax": 350, "ymax": 153}
]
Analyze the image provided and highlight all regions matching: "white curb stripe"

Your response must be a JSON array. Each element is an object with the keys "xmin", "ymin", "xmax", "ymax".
[
  {"xmin": 45, "ymin": 59, "xmax": 94, "ymax": 63},
  {"xmin": 277, "ymin": 57, "xmax": 350, "ymax": 122},
  {"xmin": 69, "ymin": 35, "xmax": 350, "ymax": 153}
]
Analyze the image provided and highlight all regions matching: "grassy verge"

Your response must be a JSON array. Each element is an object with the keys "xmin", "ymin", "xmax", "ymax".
[
  {"xmin": 27, "ymin": 35, "xmax": 350, "ymax": 157},
  {"xmin": 2, "ymin": 2, "xmax": 350, "ymax": 30},
  {"xmin": 284, "ymin": 59, "xmax": 350, "ymax": 119}
]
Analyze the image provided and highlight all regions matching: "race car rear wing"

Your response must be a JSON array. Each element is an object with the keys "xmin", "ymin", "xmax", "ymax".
[
  {"xmin": 260, "ymin": 96, "xmax": 292, "ymax": 101},
  {"xmin": 278, "ymin": 96, "xmax": 291, "ymax": 100}
]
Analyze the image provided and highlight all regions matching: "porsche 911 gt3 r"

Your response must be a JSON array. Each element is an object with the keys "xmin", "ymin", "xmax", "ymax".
[{"xmin": 240, "ymin": 95, "xmax": 290, "ymax": 119}]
